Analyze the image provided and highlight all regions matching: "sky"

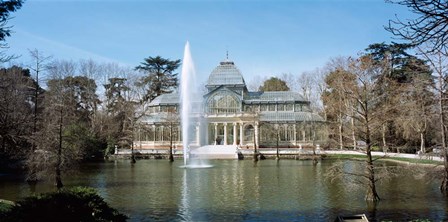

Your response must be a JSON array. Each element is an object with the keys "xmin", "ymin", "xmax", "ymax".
[{"xmin": 7, "ymin": 0, "xmax": 414, "ymax": 83}]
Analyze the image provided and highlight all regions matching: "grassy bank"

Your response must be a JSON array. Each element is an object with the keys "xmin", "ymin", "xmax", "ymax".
[
  {"xmin": 0, "ymin": 200, "xmax": 14, "ymax": 214},
  {"xmin": 324, "ymin": 153, "xmax": 441, "ymax": 165},
  {"xmin": 385, "ymin": 157, "xmax": 440, "ymax": 165}
]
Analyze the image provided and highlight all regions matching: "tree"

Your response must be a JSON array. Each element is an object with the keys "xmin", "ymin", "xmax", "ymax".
[
  {"xmin": 394, "ymin": 60, "xmax": 433, "ymax": 153},
  {"xmin": 29, "ymin": 60, "xmax": 100, "ymax": 188},
  {"xmin": 27, "ymin": 49, "xmax": 51, "ymax": 151},
  {"xmin": 325, "ymin": 56, "xmax": 385, "ymax": 202},
  {"xmin": 386, "ymin": 0, "xmax": 448, "ymax": 54},
  {"xmin": 322, "ymin": 68, "xmax": 356, "ymax": 149},
  {"xmin": 27, "ymin": 49, "xmax": 51, "ymax": 183},
  {"xmin": 161, "ymin": 107, "xmax": 179, "ymax": 162},
  {"xmin": 103, "ymin": 77, "xmax": 137, "ymax": 163},
  {"xmin": 247, "ymin": 75, "xmax": 267, "ymax": 92},
  {"xmin": 417, "ymin": 46, "xmax": 448, "ymax": 194},
  {"xmin": 0, "ymin": 0, "xmax": 23, "ymax": 62},
  {"xmin": 281, "ymin": 73, "xmax": 298, "ymax": 92},
  {"xmin": 258, "ymin": 77, "xmax": 289, "ymax": 92},
  {"xmin": 135, "ymin": 56, "xmax": 181, "ymax": 103},
  {"xmin": 347, "ymin": 56, "xmax": 385, "ymax": 202},
  {"xmin": 363, "ymin": 42, "xmax": 432, "ymax": 151},
  {"xmin": 0, "ymin": 66, "xmax": 35, "ymax": 158}
]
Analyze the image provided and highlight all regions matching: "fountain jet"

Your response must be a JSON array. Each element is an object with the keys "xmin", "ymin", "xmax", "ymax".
[{"xmin": 180, "ymin": 41, "xmax": 212, "ymax": 169}]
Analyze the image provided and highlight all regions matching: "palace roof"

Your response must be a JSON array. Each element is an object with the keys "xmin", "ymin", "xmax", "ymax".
[
  {"xmin": 245, "ymin": 91, "xmax": 307, "ymax": 103},
  {"xmin": 206, "ymin": 60, "xmax": 246, "ymax": 87}
]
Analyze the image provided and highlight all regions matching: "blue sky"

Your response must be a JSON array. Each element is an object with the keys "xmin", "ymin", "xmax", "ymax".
[{"xmin": 7, "ymin": 0, "xmax": 413, "ymax": 82}]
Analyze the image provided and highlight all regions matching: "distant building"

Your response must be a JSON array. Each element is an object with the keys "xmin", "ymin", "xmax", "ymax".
[{"xmin": 135, "ymin": 59, "xmax": 325, "ymax": 149}]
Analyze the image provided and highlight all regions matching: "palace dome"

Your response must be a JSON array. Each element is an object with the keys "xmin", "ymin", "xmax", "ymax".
[{"xmin": 207, "ymin": 60, "xmax": 246, "ymax": 87}]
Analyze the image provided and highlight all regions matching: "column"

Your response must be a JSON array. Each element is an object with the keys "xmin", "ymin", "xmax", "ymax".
[
  {"xmin": 161, "ymin": 126, "xmax": 164, "ymax": 142},
  {"xmin": 152, "ymin": 125, "xmax": 156, "ymax": 142},
  {"xmin": 293, "ymin": 124, "xmax": 297, "ymax": 146},
  {"xmin": 233, "ymin": 123, "xmax": 237, "ymax": 145},
  {"xmin": 214, "ymin": 123, "xmax": 218, "ymax": 145},
  {"xmin": 284, "ymin": 124, "xmax": 288, "ymax": 141},
  {"xmin": 224, "ymin": 123, "xmax": 228, "ymax": 145},
  {"xmin": 240, "ymin": 123, "xmax": 244, "ymax": 146}
]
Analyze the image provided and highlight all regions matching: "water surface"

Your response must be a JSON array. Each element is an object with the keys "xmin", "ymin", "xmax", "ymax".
[{"xmin": 1, "ymin": 159, "xmax": 447, "ymax": 221}]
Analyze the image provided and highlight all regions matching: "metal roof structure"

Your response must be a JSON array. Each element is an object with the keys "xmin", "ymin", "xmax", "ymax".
[
  {"xmin": 206, "ymin": 60, "xmax": 246, "ymax": 87},
  {"xmin": 148, "ymin": 92, "xmax": 179, "ymax": 106},
  {"xmin": 245, "ymin": 91, "xmax": 307, "ymax": 103},
  {"xmin": 260, "ymin": 112, "xmax": 324, "ymax": 122}
]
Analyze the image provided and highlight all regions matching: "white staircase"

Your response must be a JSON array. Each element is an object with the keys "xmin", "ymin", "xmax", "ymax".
[{"xmin": 190, "ymin": 145, "xmax": 238, "ymax": 159}]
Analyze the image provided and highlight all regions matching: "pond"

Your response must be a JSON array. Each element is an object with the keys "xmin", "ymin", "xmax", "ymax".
[{"xmin": 1, "ymin": 159, "xmax": 447, "ymax": 221}]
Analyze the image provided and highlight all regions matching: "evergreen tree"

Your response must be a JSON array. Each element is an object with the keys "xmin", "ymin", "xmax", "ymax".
[
  {"xmin": 135, "ymin": 56, "xmax": 181, "ymax": 103},
  {"xmin": 258, "ymin": 77, "xmax": 290, "ymax": 91}
]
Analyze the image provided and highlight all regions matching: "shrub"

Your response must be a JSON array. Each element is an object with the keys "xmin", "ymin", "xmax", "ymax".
[{"xmin": 1, "ymin": 187, "xmax": 127, "ymax": 222}]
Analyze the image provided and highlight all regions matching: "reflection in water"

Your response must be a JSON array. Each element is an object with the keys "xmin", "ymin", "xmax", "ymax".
[{"xmin": 0, "ymin": 160, "xmax": 447, "ymax": 221}]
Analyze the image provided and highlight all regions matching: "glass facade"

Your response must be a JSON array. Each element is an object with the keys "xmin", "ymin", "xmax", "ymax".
[
  {"xmin": 206, "ymin": 91, "xmax": 240, "ymax": 115},
  {"xmin": 135, "ymin": 59, "xmax": 325, "ymax": 149}
]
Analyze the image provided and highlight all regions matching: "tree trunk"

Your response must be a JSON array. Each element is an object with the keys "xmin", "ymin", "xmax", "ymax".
[
  {"xmin": 28, "ymin": 68, "xmax": 39, "ymax": 185},
  {"xmin": 382, "ymin": 123, "xmax": 388, "ymax": 153},
  {"xmin": 56, "ymin": 108, "xmax": 63, "ymax": 189},
  {"xmin": 338, "ymin": 117, "xmax": 343, "ymax": 149},
  {"xmin": 130, "ymin": 143, "xmax": 136, "ymax": 164},
  {"xmin": 365, "ymin": 126, "xmax": 380, "ymax": 202},
  {"xmin": 351, "ymin": 117, "xmax": 356, "ymax": 150},
  {"xmin": 437, "ymin": 73, "xmax": 448, "ymax": 194},
  {"xmin": 420, "ymin": 132, "xmax": 425, "ymax": 153}
]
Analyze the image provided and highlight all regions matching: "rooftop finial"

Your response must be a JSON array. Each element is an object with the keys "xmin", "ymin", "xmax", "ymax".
[{"xmin": 220, "ymin": 47, "xmax": 234, "ymax": 65}]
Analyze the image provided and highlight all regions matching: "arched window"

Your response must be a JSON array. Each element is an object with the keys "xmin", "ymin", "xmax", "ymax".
[{"xmin": 206, "ymin": 91, "xmax": 240, "ymax": 115}]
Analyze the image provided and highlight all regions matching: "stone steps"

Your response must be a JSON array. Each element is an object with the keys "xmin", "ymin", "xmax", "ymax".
[{"xmin": 190, "ymin": 145, "xmax": 238, "ymax": 159}]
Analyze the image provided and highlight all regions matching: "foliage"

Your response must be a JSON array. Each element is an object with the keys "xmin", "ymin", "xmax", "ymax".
[
  {"xmin": 135, "ymin": 56, "xmax": 181, "ymax": 103},
  {"xmin": 258, "ymin": 77, "xmax": 290, "ymax": 91},
  {"xmin": 28, "ymin": 73, "xmax": 102, "ymax": 187},
  {"xmin": 0, "ymin": 187, "xmax": 127, "ymax": 222},
  {"xmin": 0, "ymin": 201, "xmax": 13, "ymax": 215},
  {"xmin": 322, "ymin": 66, "xmax": 357, "ymax": 149},
  {"xmin": 103, "ymin": 78, "xmax": 135, "ymax": 150},
  {"xmin": 0, "ymin": 0, "xmax": 22, "ymax": 41},
  {"xmin": 0, "ymin": 0, "xmax": 23, "ymax": 62},
  {"xmin": 0, "ymin": 66, "xmax": 37, "ymax": 158}
]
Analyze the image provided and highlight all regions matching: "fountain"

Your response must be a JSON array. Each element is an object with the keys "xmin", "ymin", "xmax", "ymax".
[{"xmin": 179, "ymin": 41, "xmax": 212, "ymax": 169}]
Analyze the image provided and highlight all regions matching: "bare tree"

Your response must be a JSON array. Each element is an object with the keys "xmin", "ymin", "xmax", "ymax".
[
  {"xmin": 324, "ymin": 56, "xmax": 386, "ymax": 202},
  {"xmin": 247, "ymin": 75, "xmax": 266, "ymax": 92},
  {"xmin": 281, "ymin": 72, "xmax": 298, "ymax": 92},
  {"xmin": 297, "ymin": 71, "xmax": 313, "ymax": 101},
  {"xmin": 26, "ymin": 49, "xmax": 51, "ymax": 183},
  {"xmin": 161, "ymin": 107, "xmax": 179, "ymax": 162},
  {"xmin": 417, "ymin": 46, "xmax": 448, "ymax": 194},
  {"xmin": 386, "ymin": 0, "xmax": 448, "ymax": 54},
  {"xmin": 30, "ymin": 60, "xmax": 100, "ymax": 188}
]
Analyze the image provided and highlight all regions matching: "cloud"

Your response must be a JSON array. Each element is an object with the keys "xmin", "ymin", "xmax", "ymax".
[{"xmin": 10, "ymin": 28, "xmax": 131, "ymax": 66}]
